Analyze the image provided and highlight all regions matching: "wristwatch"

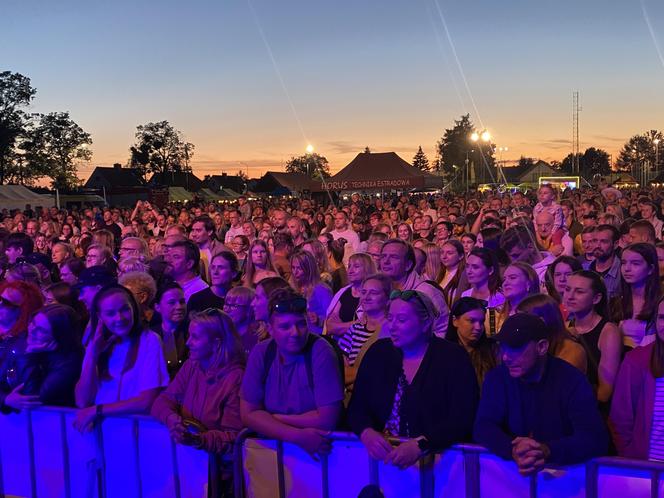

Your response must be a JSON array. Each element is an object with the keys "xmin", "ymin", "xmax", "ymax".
[{"xmin": 415, "ymin": 436, "xmax": 430, "ymax": 453}]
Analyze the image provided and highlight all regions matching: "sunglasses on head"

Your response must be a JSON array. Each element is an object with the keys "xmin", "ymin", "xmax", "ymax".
[
  {"xmin": 270, "ymin": 297, "xmax": 307, "ymax": 315},
  {"xmin": 389, "ymin": 289, "xmax": 428, "ymax": 310}
]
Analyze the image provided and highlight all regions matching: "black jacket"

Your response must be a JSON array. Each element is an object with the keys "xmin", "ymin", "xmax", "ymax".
[
  {"xmin": 21, "ymin": 349, "xmax": 83, "ymax": 407},
  {"xmin": 347, "ymin": 337, "xmax": 479, "ymax": 451}
]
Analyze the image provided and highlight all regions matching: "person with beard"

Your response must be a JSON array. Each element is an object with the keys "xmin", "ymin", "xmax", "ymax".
[{"xmin": 589, "ymin": 224, "xmax": 622, "ymax": 299}]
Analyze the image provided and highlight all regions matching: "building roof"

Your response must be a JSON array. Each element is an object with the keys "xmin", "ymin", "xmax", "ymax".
[
  {"xmin": 203, "ymin": 174, "xmax": 246, "ymax": 193},
  {"xmin": 149, "ymin": 171, "xmax": 203, "ymax": 191},
  {"xmin": 85, "ymin": 166, "xmax": 145, "ymax": 188},
  {"xmin": 324, "ymin": 151, "xmax": 439, "ymax": 190},
  {"xmin": 253, "ymin": 171, "xmax": 320, "ymax": 195},
  {"xmin": 500, "ymin": 160, "xmax": 560, "ymax": 184}
]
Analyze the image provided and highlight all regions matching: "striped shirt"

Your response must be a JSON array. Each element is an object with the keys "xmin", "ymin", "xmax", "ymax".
[
  {"xmin": 338, "ymin": 323, "xmax": 375, "ymax": 366},
  {"xmin": 649, "ymin": 377, "xmax": 664, "ymax": 461}
]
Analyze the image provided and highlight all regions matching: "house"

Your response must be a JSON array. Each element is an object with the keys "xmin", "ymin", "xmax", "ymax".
[
  {"xmin": 501, "ymin": 160, "xmax": 562, "ymax": 185},
  {"xmin": 203, "ymin": 173, "xmax": 246, "ymax": 194},
  {"xmin": 149, "ymin": 171, "xmax": 204, "ymax": 192},
  {"xmin": 252, "ymin": 171, "xmax": 321, "ymax": 196},
  {"xmin": 84, "ymin": 164, "xmax": 148, "ymax": 206}
]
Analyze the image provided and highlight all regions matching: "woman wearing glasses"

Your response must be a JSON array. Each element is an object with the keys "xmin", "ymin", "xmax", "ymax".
[
  {"xmin": 223, "ymin": 287, "xmax": 259, "ymax": 353},
  {"xmin": 348, "ymin": 290, "xmax": 479, "ymax": 469},
  {"xmin": 5, "ymin": 304, "xmax": 83, "ymax": 410},
  {"xmin": 152, "ymin": 309, "xmax": 244, "ymax": 495},
  {"xmin": 0, "ymin": 281, "xmax": 44, "ymax": 411},
  {"xmin": 74, "ymin": 285, "xmax": 169, "ymax": 432}
]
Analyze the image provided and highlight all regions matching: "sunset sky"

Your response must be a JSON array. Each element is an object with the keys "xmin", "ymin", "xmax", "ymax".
[{"xmin": 2, "ymin": 0, "xmax": 664, "ymax": 181}]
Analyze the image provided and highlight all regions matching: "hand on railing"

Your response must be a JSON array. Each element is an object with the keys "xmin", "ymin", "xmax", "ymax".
[
  {"xmin": 293, "ymin": 428, "xmax": 332, "ymax": 460},
  {"xmin": 512, "ymin": 437, "xmax": 551, "ymax": 476},
  {"xmin": 383, "ymin": 439, "xmax": 424, "ymax": 470},
  {"xmin": 4, "ymin": 383, "xmax": 42, "ymax": 411},
  {"xmin": 360, "ymin": 428, "xmax": 392, "ymax": 461},
  {"xmin": 73, "ymin": 406, "xmax": 98, "ymax": 433}
]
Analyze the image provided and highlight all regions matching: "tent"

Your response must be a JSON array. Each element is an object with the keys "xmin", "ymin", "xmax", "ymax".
[
  {"xmin": 321, "ymin": 151, "xmax": 441, "ymax": 191},
  {"xmin": 168, "ymin": 187, "xmax": 194, "ymax": 202},
  {"xmin": 0, "ymin": 185, "xmax": 53, "ymax": 210}
]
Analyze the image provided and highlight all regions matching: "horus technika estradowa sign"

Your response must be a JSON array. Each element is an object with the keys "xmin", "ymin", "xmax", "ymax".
[{"xmin": 321, "ymin": 177, "xmax": 424, "ymax": 191}]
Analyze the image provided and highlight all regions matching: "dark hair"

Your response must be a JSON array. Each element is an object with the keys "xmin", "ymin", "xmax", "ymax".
[
  {"xmin": 171, "ymin": 239, "xmax": 201, "ymax": 275},
  {"xmin": 211, "ymin": 250, "xmax": 240, "ymax": 276},
  {"xmin": 61, "ymin": 257, "xmax": 86, "ymax": 279},
  {"xmin": 517, "ymin": 294, "xmax": 575, "ymax": 359},
  {"xmin": 192, "ymin": 215, "xmax": 216, "ymax": 238},
  {"xmin": 155, "ymin": 281, "xmax": 184, "ymax": 304},
  {"xmin": 569, "ymin": 270, "xmax": 609, "ymax": 317},
  {"xmin": 90, "ymin": 285, "xmax": 144, "ymax": 380},
  {"xmin": 545, "ymin": 256, "xmax": 583, "ymax": 303},
  {"xmin": 479, "ymin": 227, "xmax": 509, "ymax": 265},
  {"xmin": 268, "ymin": 287, "xmax": 306, "ymax": 318},
  {"xmin": 6, "ymin": 233, "xmax": 34, "ymax": 256},
  {"xmin": 35, "ymin": 304, "xmax": 83, "ymax": 354},
  {"xmin": 620, "ymin": 243, "xmax": 661, "ymax": 322},
  {"xmin": 272, "ymin": 232, "xmax": 294, "ymax": 251},
  {"xmin": 468, "ymin": 247, "xmax": 501, "ymax": 294},
  {"xmin": 256, "ymin": 276, "xmax": 290, "ymax": 299},
  {"xmin": 596, "ymin": 224, "xmax": 620, "ymax": 243},
  {"xmin": 446, "ymin": 297, "xmax": 497, "ymax": 385},
  {"xmin": 651, "ymin": 295, "xmax": 664, "ymax": 378},
  {"xmin": 500, "ymin": 225, "xmax": 538, "ymax": 253},
  {"xmin": 329, "ymin": 238, "xmax": 346, "ymax": 264},
  {"xmin": 381, "ymin": 238, "xmax": 416, "ymax": 274}
]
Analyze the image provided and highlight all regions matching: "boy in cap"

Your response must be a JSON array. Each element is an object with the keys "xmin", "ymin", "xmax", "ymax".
[{"xmin": 473, "ymin": 313, "xmax": 607, "ymax": 475}]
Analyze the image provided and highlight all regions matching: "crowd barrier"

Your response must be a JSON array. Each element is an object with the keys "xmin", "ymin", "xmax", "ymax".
[
  {"xmin": 1, "ymin": 407, "xmax": 663, "ymax": 498},
  {"xmin": 234, "ymin": 430, "xmax": 664, "ymax": 498},
  {"xmin": 0, "ymin": 406, "xmax": 210, "ymax": 498}
]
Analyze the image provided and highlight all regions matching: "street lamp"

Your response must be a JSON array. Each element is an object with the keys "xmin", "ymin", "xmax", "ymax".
[
  {"xmin": 306, "ymin": 144, "xmax": 314, "ymax": 154},
  {"xmin": 654, "ymin": 138, "xmax": 661, "ymax": 175},
  {"xmin": 470, "ymin": 130, "xmax": 492, "ymax": 184}
]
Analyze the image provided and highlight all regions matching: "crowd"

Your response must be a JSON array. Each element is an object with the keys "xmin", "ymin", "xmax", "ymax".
[{"xmin": 1, "ymin": 181, "xmax": 664, "ymax": 492}]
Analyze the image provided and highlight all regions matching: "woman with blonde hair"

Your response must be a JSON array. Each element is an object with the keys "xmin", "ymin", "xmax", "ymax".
[
  {"xmin": 92, "ymin": 229, "xmax": 115, "ymax": 251},
  {"xmin": 325, "ymin": 253, "xmax": 377, "ymax": 337},
  {"xmin": 242, "ymin": 239, "xmax": 279, "ymax": 288},
  {"xmin": 495, "ymin": 262, "xmax": 540, "ymax": 331},
  {"xmin": 152, "ymin": 309, "xmax": 244, "ymax": 492},
  {"xmin": 289, "ymin": 250, "xmax": 333, "ymax": 335},
  {"xmin": 422, "ymin": 242, "xmax": 444, "ymax": 283}
]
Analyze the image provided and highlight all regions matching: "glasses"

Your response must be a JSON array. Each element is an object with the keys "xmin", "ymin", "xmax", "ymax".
[
  {"xmin": 223, "ymin": 302, "xmax": 250, "ymax": 310},
  {"xmin": 269, "ymin": 297, "xmax": 307, "ymax": 315},
  {"xmin": 202, "ymin": 308, "xmax": 224, "ymax": 318},
  {"xmin": 0, "ymin": 296, "xmax": 20, "ymax": 309},
  {"xmin": 389, "ymin": 290, "xmax": 428, "ymax": 311}
]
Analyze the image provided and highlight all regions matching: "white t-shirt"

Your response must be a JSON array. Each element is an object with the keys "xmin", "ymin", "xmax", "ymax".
[{"xmin": 94, "ymin": 330, "xmax": 169, "ymax": 404}]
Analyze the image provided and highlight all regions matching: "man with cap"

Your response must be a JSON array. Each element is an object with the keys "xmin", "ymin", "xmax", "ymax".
[
  {"xmin": 473, "ymin": 313, "xmax": 607, "ymax": 475},
  {"xmin": 452, "ymin": 216, "xmax": 467, "ymax": 238}
]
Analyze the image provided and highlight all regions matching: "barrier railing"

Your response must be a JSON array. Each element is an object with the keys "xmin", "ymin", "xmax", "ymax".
[
  {"xmin": 1, "ymin": 407, "xmax": 663, "ymax": 498},
  {"xmin": 233, "ymin": 429, "xmax": 664, "ymax": 498},
  {"xmin": 0, "ymin": 407, "xmax": 210, "ymax": 498}
]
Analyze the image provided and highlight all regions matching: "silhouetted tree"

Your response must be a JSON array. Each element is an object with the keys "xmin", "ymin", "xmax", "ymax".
[
  {"xmin": 129, "ymin": 121, "xmax": 194, "ymax": 180},
  {"xmin": 412, "ymin": 146, "xmax": 430, "ymax": 171},
  {"xmin": 285, "ymin": 153, "xmax": 330, "ymax": 180}
]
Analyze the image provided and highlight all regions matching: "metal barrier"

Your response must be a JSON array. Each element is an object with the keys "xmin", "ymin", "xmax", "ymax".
[
  {"xmin": 0, "ymin": 407, "xmax": 210, "ymax": 498},
  {"xmin": 233, "ymin": 429, "xmax": 664, "ymax": 498},
  {"xmin": 2, "ymin": 407, "xmax": 663, "ymax": 498}
]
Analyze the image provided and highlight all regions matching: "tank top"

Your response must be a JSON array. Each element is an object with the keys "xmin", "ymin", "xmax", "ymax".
[
  {"xmin": 573, "ymin": 318, "xmax": 606, "ymax": 389},
  {"xmin": 339, "ymin": 287, "xmax": 360, "ymax": 323}
]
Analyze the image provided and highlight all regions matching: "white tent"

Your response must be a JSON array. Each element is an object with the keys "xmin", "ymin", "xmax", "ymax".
[{"xmin": 0, "ymin": 185, "xmax": 53, "ymax": 210}]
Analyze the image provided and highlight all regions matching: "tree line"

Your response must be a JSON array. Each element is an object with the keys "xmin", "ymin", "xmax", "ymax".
[
  {"xmin": 409, "ymin": 114, "xmax": 664, "ymax": 182},
  {"xmin": 2, "ymin": 71, "xmax": 661, "ymax": 189}
]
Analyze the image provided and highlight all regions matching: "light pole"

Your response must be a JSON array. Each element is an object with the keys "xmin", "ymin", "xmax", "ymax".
[
  {"xmin": 305, "ymin": 144, "xmax": 314, "ymax": 178},
  {"xmin": 470, "ymin": 130, "xmax": 492, "ymax": 184},
  {"xmin": 654, "ymin": 138, "xmax": 661, "ymax": 176}
]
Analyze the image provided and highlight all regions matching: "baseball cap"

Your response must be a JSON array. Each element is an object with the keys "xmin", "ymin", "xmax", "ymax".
[
  {"xmin": 494, "ymin": 313, "xmax": 549, "ymax": 348},
  {"xmin": 24, "ymin": 253, "xmax": 51, "ymax": 268},
  {"xmin": 453, "ymin": 216, "xmax": 467, "ymax": 226},
  {"xmin": 76, "ymin": 265, "xmax": 116, "ymax": 289}
]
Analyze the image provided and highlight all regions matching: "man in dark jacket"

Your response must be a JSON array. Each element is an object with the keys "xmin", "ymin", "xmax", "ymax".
[{"xmin": 473, "ymin": 313, "xmax": 608, "ymax": 475}]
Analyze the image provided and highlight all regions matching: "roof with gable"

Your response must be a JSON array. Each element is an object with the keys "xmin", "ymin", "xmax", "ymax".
[
  {"xmin": 85, "ymin": 166, "xmax": 145, "ymax": 189},
  {"xmin": 322, "ymin": 151, "xmax": 440, "ymax": 191}
]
